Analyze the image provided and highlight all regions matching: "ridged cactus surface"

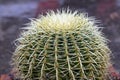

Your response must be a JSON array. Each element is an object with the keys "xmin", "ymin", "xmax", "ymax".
[{"xmin": 12, "ymin": 10, "xmax": 111, "ymax": 80}]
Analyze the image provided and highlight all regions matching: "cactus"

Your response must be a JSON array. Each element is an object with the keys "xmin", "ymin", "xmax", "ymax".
[{"xmin": 12, "ymin": 10, "xmax": 111, "ymax": 80}]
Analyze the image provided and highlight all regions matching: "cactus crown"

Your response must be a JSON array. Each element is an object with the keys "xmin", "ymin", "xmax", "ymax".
[
  {"xmin": 12, "ymin": 10, "xmax": 111, "ymax": 80},
  {"xmin": 29, "ymin": 10, "xmax": 95, "ymax": 33}
]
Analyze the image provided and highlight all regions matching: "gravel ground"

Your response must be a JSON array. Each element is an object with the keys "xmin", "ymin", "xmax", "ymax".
[
  {"xmin": 0, "ymin": 1, "xmax": 37, "ymax": 74},
  {"xmin": 104, "ymin": 20, "xmax": 120, "ymax": 71},
  {"xmin": 0, "ymin": 17, "xmax": 29, "ymax": 74}
]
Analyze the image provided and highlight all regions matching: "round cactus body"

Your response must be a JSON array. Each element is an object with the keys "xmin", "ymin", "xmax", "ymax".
[{"xmin": 12, "ymin": 10, "xmax": 111, "ymax": 80}]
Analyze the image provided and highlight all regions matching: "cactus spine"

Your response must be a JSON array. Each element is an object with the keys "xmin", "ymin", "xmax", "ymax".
[{"xmin": 12, "ymin": 10, "xmax": 111, "ymax": 80}]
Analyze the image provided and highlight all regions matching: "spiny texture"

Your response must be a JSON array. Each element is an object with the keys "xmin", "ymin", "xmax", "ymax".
[{"xmin": 12, "ymin": 10, "xmax": 111, "ymax": 80}]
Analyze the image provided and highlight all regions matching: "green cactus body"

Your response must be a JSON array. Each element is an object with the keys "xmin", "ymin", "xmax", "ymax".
[{"xmin": 12, "ymin": 10, "xmax": 111, "ymax": 80}]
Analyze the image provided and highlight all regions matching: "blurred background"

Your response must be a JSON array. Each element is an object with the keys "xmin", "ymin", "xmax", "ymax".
[{"xmin": 0, "ymin": 0, "xmax": 120, "ymax": 78}]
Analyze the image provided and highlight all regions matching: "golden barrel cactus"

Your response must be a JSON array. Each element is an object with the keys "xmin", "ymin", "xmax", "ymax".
[{"xmin": 12, "ymin": 10, "xmax": 111, "ymax": 80}]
